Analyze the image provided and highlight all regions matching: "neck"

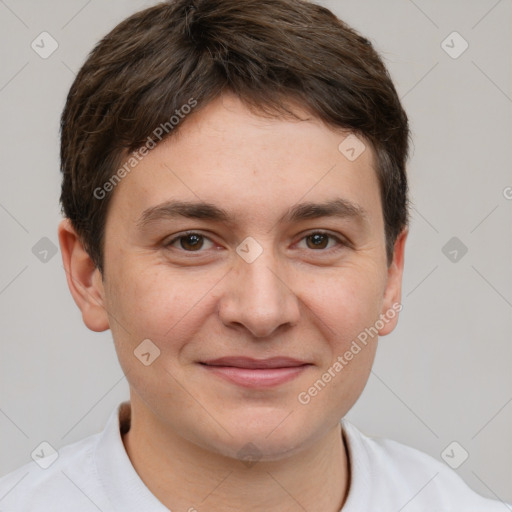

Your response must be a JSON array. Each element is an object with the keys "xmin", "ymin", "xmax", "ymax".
[{"xmin": 122, "ymin": 399, "xmax": 350, "ymax": 512}]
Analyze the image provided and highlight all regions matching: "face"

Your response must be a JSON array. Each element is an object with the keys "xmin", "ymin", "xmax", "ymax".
[{"xmin": 66, "ymin": 94, "xmax": 406, "ymax": 461}]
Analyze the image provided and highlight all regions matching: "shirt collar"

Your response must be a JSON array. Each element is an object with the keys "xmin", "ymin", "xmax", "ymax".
[
  {"xmin": 94, "ymin": 401, "xmax": 169, "ymax": 511},
  {"xmin": 94, "ymin": 402, "xmax": 364, "ymax": 511},
  {"xmin": 339, "ymin": 418, "xmax": 371, "ymax": 511}
]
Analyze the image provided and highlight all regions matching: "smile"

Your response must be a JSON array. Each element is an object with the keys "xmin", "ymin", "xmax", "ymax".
[{"xmin": 200, "ymin": 357, "xmax": 312, "ymax": 388}]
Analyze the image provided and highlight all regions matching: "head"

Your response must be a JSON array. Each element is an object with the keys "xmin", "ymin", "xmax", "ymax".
[{"xmin": 59, "ymin": 0, "xmax": 409, "ymax": 460}]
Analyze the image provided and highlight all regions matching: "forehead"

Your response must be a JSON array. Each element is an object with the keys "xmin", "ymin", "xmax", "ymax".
[{"xmin": 107, "ymin": 94, "xmax": 382, "ymax": 231}]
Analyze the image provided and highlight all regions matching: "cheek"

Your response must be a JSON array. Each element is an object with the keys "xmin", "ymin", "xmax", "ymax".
[
  {"xmin": 105, "ymin": 265, "xmax": 170, "ymax": 336},
  {"xmin": 104, "ymin": 258, "xmax": 221, "ymax": 355},
  {"xmin": 310, "ymin": 264, "xmax": 386, "ymax": 347},
  {"xmin": 296, "ymin": 271, "xmax": 382, "ymax": 420}
]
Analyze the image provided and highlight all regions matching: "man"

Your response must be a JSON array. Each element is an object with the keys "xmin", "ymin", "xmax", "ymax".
[{"xmin": 0, "ymin": 0, "xmax": 508, "ymax": 510}]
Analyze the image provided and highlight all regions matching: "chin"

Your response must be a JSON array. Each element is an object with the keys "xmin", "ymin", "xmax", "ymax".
[
  {"xmin": 207, "ymin": 406, "xmax": 325, "ymax": 461},
  {"xmin": 216, "ymin": 434, "xmax": 308, "ymax": 464}
]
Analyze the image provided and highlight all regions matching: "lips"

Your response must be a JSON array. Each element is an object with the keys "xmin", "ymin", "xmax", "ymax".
[
  {"xmin": 200, "ymin": 357, "xmax": 311, "ymax": 388},
  {"xmin": 202, "ymin": 356, "xmax": 308, "ymax": 369}
]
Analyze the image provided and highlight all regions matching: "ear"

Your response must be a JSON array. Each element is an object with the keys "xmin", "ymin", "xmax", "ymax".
[
  {"xmin": 58, "ymin": 219, "xmax": 110, "ymax": 332},
  {"xmin": 378, "ymin": 228, "xmax": 408, "ymax": 336}
]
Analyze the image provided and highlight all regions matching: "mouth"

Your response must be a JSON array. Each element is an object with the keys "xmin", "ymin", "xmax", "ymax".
[{"xmin": 200, "ymin": 357, "xmax": 312, "ymax": 388}]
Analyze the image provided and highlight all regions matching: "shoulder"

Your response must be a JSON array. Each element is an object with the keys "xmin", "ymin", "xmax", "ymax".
[
  {"xmin": 341, "ymin": 420, "xmax": 509, "ymax": 511},
  {"xmin": 0, "ymin": 432, "xmax": 108, "ymax": 512}
]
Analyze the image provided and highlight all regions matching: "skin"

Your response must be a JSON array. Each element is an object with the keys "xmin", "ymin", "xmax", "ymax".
[{"xmin": 59, "ymin": 93, "xmax": 407, "ymax": 511}]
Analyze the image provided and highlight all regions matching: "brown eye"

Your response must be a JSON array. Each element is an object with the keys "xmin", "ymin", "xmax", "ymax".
[
  {"xmin": 305, "ymin": 233, "xmax": 330, "ymax": 249},
  {"xmin": 164, "ymin": 231, "xmax": 216, "ymax": 255},
  {"xmin": 165, "ymin": 231, "xmax": 216, "ymax": 254},
  {"xmin": 179, "ymin": 233, "xmax": 204, "ymax": 251}
]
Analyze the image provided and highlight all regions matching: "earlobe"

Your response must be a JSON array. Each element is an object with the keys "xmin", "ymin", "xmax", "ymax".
[
  {"xmin": 58, "ymin": 219, "xmax": 110, "ymax": 332},
  {"xmin": 378, "ymin": 228, "xmax": 408, "ymax": 336}
]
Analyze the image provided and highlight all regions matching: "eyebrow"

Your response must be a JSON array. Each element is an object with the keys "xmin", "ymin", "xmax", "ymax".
[{"xmin": 137, "ymin": 198, "xmax": 368, "ymax": 229}]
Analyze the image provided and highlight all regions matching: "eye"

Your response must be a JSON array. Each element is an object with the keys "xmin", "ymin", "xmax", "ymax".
[
  {"xmin": 164, "ymin": 230, "xmax": 347, "ymax": 254},
  {"xmin": 298, "ymin": 231, "xmax": 346, "ymax": 251},
  {"xmin": 165, "ymin": 232, "xmax": 215, "ymax": 252}
]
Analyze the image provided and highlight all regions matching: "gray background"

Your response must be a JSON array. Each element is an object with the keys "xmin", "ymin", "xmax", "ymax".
[{"xmin": 1, "ymin": 0, "xmax": 511, "ymax": 504}]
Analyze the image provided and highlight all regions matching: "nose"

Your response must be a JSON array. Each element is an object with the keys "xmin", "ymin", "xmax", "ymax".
[{"xmin": 218, "ymin": 248, "xmax": 301, "ymax": 338}]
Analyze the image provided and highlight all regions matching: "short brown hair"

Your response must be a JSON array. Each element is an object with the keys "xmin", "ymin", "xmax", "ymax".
[{"xmin": 60, "ymin": 0, "xmax": 410, "ymax": 273}]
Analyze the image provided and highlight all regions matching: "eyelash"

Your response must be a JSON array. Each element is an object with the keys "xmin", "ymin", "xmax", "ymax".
[{"xmin": 164, "ymin": 230, "xmax": 348, "ymax": 254}]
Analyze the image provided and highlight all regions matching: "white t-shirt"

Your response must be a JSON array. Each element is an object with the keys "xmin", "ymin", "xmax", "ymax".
[{"xmin": 0, "ymin": 401, "xmax": 508, "ymax": 511}]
